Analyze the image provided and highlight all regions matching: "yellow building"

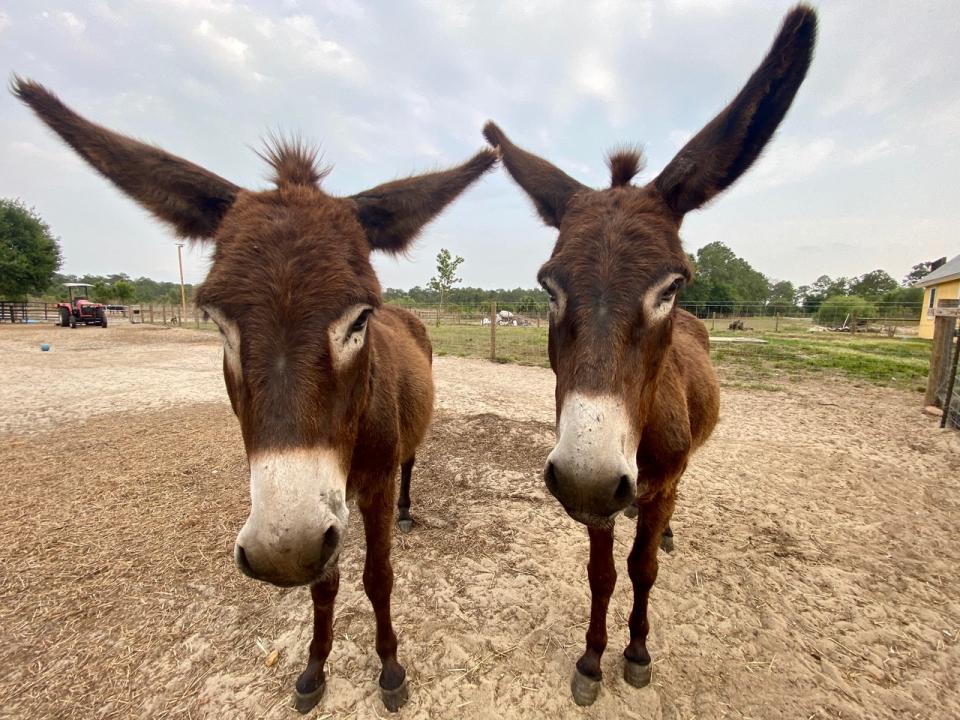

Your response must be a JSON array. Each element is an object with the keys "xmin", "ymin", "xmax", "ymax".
[{"xmin": 918, "ymin": 255, "xmax": 960, "ymax": 339}]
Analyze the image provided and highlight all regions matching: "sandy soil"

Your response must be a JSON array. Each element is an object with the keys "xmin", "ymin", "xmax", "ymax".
[{"xmin": 1, "ymin": 322, "xmax": 957, "ymax": 719}]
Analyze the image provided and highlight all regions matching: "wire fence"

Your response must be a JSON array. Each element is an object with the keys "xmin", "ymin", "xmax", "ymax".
[
  {"xmin": 391, "ymin": 301, "xmax": 925, "ymax": 368},
  {"xmin": 4, "ymin": 297, "xmax": 928, "ymax": 389}
]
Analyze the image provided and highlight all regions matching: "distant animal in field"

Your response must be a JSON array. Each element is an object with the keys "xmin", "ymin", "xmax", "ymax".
[
  {"xmin": 483, "ymin": 4, "xmax": 816, "ymax": 706},
  {"xmin": 14, "ymin": 77, "xmax": 496, "ymax": 713}
]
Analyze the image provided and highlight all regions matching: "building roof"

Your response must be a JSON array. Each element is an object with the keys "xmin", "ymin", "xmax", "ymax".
[{"xmin": 918, "ymin": 254, "xmax": 960, "ymax": 287}]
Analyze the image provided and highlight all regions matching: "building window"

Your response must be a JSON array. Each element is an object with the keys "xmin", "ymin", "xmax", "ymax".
[{"xmin": 929, "ymin": 287, "xmax": 938, "ymax": 309}]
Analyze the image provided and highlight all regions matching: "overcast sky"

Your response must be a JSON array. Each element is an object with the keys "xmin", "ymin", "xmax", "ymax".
[{"xmin": 1, "ymin": 1, "xmax": 958, "ymax": 289}]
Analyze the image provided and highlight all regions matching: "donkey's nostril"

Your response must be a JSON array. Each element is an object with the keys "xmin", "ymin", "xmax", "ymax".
[
  {"xmin": 235, "ymin": 544, "xmax": 256, "ymax": 578},
  {"xmin": 614, "ymin": 474, "xmax": 635, "ymax": 505},
  {"xmin": 544, "ymin": 461, "xmax": 559, "ymax": 495},
  {"xmin": 317, "ymin": 525, "xmax": 341, "ymax": 568}
]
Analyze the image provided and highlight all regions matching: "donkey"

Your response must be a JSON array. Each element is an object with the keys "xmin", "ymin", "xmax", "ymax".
[
  {"xmin": 14, "ymin": 78, "xmax": 496, "ymax": 713},
  {"xmin": 483, "ymin": 5, "xmax": 816, "ymax": 705}
]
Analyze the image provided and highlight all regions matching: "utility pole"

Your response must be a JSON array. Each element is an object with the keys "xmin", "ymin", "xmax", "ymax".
[{"xmin": 176, "ymin": 242, "xmax": 187, "ymax": 323}]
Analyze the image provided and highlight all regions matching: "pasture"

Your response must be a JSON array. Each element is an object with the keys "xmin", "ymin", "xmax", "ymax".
[{"xmin": 1, "ymin": 322, "xmax": 958, "ymax": 719}]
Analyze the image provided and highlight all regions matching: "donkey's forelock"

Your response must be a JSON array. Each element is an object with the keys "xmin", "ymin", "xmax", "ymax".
[
  {"xmin": 256, "ymin": 134, "xmax": 331, "ymax": 189},
  {"xmin": 606, "ymin": 146, "xmax": 646, "ymax": 188}
]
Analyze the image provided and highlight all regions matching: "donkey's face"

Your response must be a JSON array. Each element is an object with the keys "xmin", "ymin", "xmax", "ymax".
[
  {"xmin": 196, "ymin": 187, "xmax": 382, "ymax": 587},
  {"xmin": 14, "ymin": 78, "xmax": 495, "ymax": 585},
  {"xmin": 535, "ymin": 187, "xmax": 692, "ymax": 523},
  {"xmin": 485, "ymin": 6, "xmax": 816, "ymax": 526}
]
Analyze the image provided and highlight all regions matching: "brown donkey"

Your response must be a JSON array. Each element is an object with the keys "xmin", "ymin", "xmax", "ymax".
[
  {"xmin": 483, "ymin": 5, "xmax": 816, "ymax": 705},
  {"xmin": 14, "ymin": 78, "xmax": 495, "ymax": 713}
]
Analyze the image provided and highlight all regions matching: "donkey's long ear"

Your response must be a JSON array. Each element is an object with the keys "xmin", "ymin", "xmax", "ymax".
[
  {"xmin": 652, "ymin": 5, "xmax": 817, "ymax": 216},
  {"xmin": 350, "ymin": 149, "xmax": 497, "ymax": 253},
  {"xmin": 482, "ymin": 122, "xmax": 588, "ymax": 228},
  {"xmin": 12, "ymin": 78, "xmax": 239, "ymax": 239}
]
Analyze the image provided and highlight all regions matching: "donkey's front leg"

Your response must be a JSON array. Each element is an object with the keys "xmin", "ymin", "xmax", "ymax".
[
  {"xmin": 623, "ymin": 491, "xmax": 675, "ymax": 689},
  {"xmin": 396, "ymin": 457, "xmax": 415, "ymax": 533},
  {"xmin": 293, "ymin": 568, "xmax": 340, "ymax": 713},
  {"xmin": 359, "ymin": 485, "xmax": 408, "ymax": 712},
  {"xmin": 571, "ymin": 526, "xmax": 616, "ymax": 706}
]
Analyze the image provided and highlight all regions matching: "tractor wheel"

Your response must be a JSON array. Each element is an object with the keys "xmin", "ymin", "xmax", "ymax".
[
  {"xmin": 100, "ymin": 310, "xmax": 108, "ymax": 328},
  {"xmin": 59, "ymin": 308, "xmax": 70, "ymax": 328},
  {"xmin": 69, "ymin": 314, "xmax": 77, "ymax": 329}
]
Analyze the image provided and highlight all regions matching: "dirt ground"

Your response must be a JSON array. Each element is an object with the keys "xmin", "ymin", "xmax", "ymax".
[{"xmin": 1, "ymin": 322, "xmax": 957, "ymax": 720}]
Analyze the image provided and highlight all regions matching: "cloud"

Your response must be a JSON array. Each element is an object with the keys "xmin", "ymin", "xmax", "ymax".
[
  {"xmin": 574, "ymin": 52, "xmax": 618, "ymax": 103},
  {"xmin": 0, "ymin": 11, "xmax": 10, "ymax": 34},
  {"xmin": 42, "ymin": 10, "xmax": 86, "ymax": 36},
  {"xmin": 195, "ymin": 19, "xmax": 249, "ymax": 66},
  {"xmin": 280, "ymin": 15, "xmax": 358, "ymax": 75}
]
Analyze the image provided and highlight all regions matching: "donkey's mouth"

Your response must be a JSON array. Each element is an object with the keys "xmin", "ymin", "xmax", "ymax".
[{"xmin": 565, "ymin": 508, "xmax": 617, "ymax": 530}]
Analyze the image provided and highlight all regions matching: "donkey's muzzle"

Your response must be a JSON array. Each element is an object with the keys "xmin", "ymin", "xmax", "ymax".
[
  {"xmin": 544, "ymin": 458, "xmax": 636, "ymax": 524},
  {"xmin": 234, "ymin": 523, "xmax": 342, "ymax": 587}
]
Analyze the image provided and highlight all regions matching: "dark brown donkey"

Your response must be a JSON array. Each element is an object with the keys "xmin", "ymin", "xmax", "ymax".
[
  {"xmin": 14, "ymin": 78, "xmax": 495, "ymax": 713},
  {"xmin": 483, "ymin": 5, "xmax": 816, "ymax": 706}
]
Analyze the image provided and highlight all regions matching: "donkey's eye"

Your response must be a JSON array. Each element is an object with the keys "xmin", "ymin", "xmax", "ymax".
[
  {"xmin": 350, "ymin": 309, "xmax": 372, "ymax": 334},
  {"xmin": 660, "ymin": 278, "xmax": 683, "ymax": 304}
]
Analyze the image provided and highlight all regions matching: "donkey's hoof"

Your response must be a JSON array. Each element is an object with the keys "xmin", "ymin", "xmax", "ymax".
[
  {"xmin": 623, "ymin": 505, "xmax": 639, "ymax": 519},
  {"xmin": 397, "ymin": 519, "xmax": 413, "ymax": 534},
  {"xmin": 571, "ymin": 669, "xmax": 601, "ymax": 706},
  {"xmin": 292, "ymin": 681, "xmax": 326, "ymax": 714},
  {"xmin": 659, "ymin": 533, "xmax": 674, "ymax": 553},
  {"xmin": 623, "ymin": 659, "xmax": 652, "ymax": 688},
  {"xmin": 381, "ymin": 677, "xmax": 409, "ymax": 712}
]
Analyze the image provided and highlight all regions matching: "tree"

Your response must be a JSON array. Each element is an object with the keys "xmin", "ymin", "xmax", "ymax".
[
  {"xmin": 0, "ymin": 198, "xmax": 62, "ymax": 299},
  {"xmin": 427, "ymin": 248, "xmax": 464, "ymax": 325},
  {"xmin": 800, "ymin": 275, "xmax": 850, "ymax": 314},
  {"xmin": 904, "ymin": 261, "xmax": 940, "ymax": 286},
  {"xmin": 91, "ymin": 281, "xmax": 111, "ymax": 303},
  {"xmin": 849, "ymin": 269, "xmax": 898, "ymax": 299},
  {"xmin": 816, "ymin": 295, "xmax": 876, "ymax": 326},
  {"xmin": 112, "ymin": 279, "xmax": 136, "ymax": 304},
  {"xmin": 684, "ymin": 242, "xmax": 770, "ymax": 316},
  {"xmin": 768, "ymin": 280, "xmax": 797, "ymax": 313}
]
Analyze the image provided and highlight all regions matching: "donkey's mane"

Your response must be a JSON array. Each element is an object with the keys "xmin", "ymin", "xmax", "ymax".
[
  {"xmin": 606, "ymin": 146, "xmax": 646, "ymax": 188},
  {"xmin": 257, "ymin": 134, "xmax": 330, "ymax": 188}
]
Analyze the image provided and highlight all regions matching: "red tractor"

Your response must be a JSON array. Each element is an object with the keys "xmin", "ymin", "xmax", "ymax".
[{"xmin": 57, "ymin": 283, "xmax": 108, "ymax": 328}]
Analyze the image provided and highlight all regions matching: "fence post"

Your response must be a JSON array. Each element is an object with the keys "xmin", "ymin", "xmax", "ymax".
[
  {"xmin": 195, "ymin": 307, "xmax": 201, "ymax": 329},
  {"xmin": 490, "ymin": 300, "xmax": 497, "ymax": 362},
  {"xmin": 162, "ymin": 304, "xmax": 167, "ymax": 325},
  {"xmin": 775, "ymin": 312, "xmax": 780, "ymax": 332},
  {"xmin": 850, "ymin": 312, "xmax": 857, "ymax": 335},
  {"xmin": 711, "ymin": 312, "xmax": 716, "ymax": 331},
  {"xmin": 926, "ymin": 308, "xmax": 957, "ymax": 406}
]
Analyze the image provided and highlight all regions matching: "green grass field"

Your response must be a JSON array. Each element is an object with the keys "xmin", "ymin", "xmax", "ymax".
[{"xmin": 426, "ymin": 322, "xmax": 931, "ymax": 391}]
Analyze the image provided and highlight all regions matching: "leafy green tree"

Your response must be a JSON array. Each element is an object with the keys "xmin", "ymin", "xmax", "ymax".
[
  {"xmin": 768, "ymin": 280, "xmax": 797, "ymax": 313},
  {"xmin": 91, "ymin": 281, "xmax": 111, "ymax": 303},
  {"xmin": 816, "ymin": 295, "xmax": 876, "ymax": 326},
  {"xmin": 904, "ymin": 261, "xmax": 940, "ymax": 286},
  {"xmin": 849, "ymin": 270, "xmax": 898, "ymax": 299},
  {"xmin": 427, "ymin": 248, "xmax": 464, "ymax": 324},
  {"xmin": 0, "ymin": 198, "xmax": 63, "ymax": 299},
  {"xmin": 801, "ymin": 275, "xmax": 850, "ymax": 314},
  {"xmin": 684, "ymin": 242, "xmax": 769, "ymax": 315},
  {"xmin": 112, "ymin": 279, "xmax": 136, "ymax": 304}
]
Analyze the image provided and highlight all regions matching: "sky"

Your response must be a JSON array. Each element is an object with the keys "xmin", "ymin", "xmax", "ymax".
[{"xmin": 1, "ymin": 0, "xmax": 958, "ymax": 290}]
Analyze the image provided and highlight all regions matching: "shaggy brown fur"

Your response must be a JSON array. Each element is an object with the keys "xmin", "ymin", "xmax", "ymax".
[
  {"xmin": 483, "ymin": 4, "xmax": 816, "ymax": 704},
  {"xmin": 13, "ymin": 77, "xmax": 496, "ymax": 713}
]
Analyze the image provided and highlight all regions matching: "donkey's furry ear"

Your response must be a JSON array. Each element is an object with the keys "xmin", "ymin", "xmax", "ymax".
[
  {"xmin": 12, "ymin": 77, "xmax": 239, "ymax": 240},
  {"xmin": 652, "ymin": 5, "xmax": 817, "ymax": 216},
  {"xmin": 350, "ymin": 149, "xmax": 497, "ymax": 253},
  {"xmin": 482, "ymin": 121, "xmax": 588, "ymax": 229}
]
